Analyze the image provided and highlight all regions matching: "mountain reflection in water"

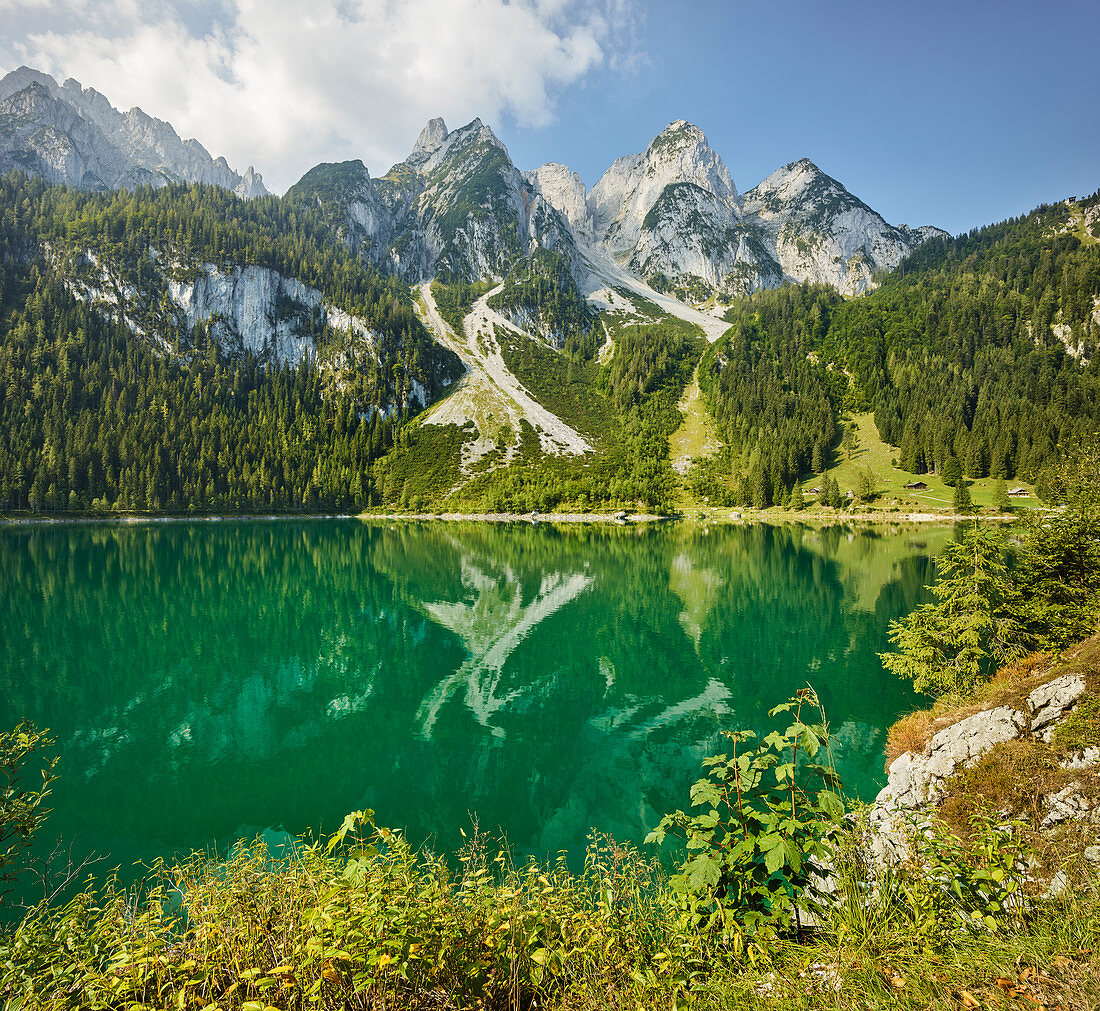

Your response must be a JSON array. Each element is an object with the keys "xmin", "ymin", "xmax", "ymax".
[{"xmin": 0, "ymin": 519, "xmax": 948, "ymax": 877}]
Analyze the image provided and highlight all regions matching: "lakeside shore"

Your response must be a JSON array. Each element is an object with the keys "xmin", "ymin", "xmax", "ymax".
[{"xmin": 0, "ymin": 505, "xmax": 1015, "ymax": 527}]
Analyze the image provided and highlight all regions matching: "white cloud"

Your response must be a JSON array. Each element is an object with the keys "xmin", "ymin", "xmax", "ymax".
[{"xmin": 0, "ymin": 0, "xmax": 641, "ymax": 191}]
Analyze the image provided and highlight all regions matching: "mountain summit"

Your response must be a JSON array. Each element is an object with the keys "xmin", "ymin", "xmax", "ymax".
[
  {"xmin": 528, "ymin": 122, "xmax": 945, "ymax": 299},
  {"xmin": 0, "ymin": 66, "xmax": 267, "ymax": 198}
]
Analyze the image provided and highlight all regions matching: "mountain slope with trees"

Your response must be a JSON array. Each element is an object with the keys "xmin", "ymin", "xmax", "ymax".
[{"xmin": 692, "ymin": 192, "xmax": 1100, "ymax": 506}]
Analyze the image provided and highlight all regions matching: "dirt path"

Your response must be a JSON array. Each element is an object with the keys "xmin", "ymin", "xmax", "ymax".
[{"xmin": 416, "ymin": 283, "xmax": 590, "ymax": 471}]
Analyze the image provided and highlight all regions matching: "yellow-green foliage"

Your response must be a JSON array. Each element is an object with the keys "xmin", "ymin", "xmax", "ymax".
[{"xmin": 0, "ymin": 814, "xmax": 696, "ymax": 1011}]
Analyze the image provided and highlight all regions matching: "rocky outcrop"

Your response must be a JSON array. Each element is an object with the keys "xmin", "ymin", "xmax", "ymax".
[
  {"xmin": 868, "ymin": 670, "xmax": 1095, "ymax": 867},
  {"xmin": 62, "ymin": 250, "xmax": 437, "ymax": 416},
  {"xmin": 0, "ymin": 66, "xmax": 267, "ymax": 197},
  {"xmin": 166, "ymin": 263, "xmax": 380, "ymax": 367},
  {"xmin": 1029, "ymin": 675, "xmax": 1086, "ymax": 732},
  {"xmin": 524, "ymin": 163, "xmax": 592, "ymax": 242}
]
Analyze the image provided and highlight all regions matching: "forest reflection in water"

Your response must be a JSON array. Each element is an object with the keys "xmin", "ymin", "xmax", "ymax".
[{"xmin": 0, "ymin": 518, "xmax": 949, "ymax": 875}]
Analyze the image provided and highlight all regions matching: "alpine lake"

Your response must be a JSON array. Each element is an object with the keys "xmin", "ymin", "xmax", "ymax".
[{"xmin": 0, "ymin": 518, "xmax": 952, "ymax": 884}]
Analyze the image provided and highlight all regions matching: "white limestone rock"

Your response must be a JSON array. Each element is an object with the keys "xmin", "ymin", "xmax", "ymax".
[
  {"xmin": 1062, "ymin": 747, "xmax": 1100, "ymax": 770},
  {"xmin": 1028, "ymin": 674, "xmax": 1086, "ymax": 730},
  {"xmin": 589, "ymin": 120, "xmax": 739, "ymax": 258},
  {"xmin": 525, "ymin": 162, "xmax": 593, "ymax": 241},
  {"xmin": 167, "ymin": 263, "xmax": 378, "ymax": 366},
  {"xmin": 409, "ymin": 117, "xmax": 449, "ymax": 166},
  {"xmin": 0, "ymin": 66, "xmax": 267, "ymax": 196},
  {"xmin": 928, "ymin": 706, "xmax": 1030, "ymax": 766},
  {"xmin": 742, "ymin": 158, "xmax": 947, "ymax": 296}
]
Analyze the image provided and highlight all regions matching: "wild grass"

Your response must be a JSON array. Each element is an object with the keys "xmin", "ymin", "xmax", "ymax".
[
  {"xmin": 3, "ymin": 813, "xmax": 1098, "ymax": 1011},
  {"xmin": 818, "ymin": 412, "xmax": 1039, "ymax": 513}
]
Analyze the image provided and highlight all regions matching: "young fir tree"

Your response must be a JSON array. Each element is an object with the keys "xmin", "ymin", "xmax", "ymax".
[
  {"xmin": 942, "ymin": 456, "xmax": 963, "ymax": 487},
  {"xmin": 1013, "ymin": 441, "xmax": 1100, "ymax": 647},
  {"xmin": 879, "ymin": 523, "xmax": 1023, "ymax": 695},
  {"xmin": 842, "ymin": 426, "xmax": 859, "ymax": 460},
  {"xmin": 993, "ymin": 476, "xmax": 1011, "ymax": 512},
  {"xmin": 953, "ymin": 479, "xmax": 974, "ymax": 513},
  {"xmin": 789, "ymin": 481, "xmax": 805, "ymax": 511}
]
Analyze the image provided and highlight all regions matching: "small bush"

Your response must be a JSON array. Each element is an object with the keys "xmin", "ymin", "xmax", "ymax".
[
  {"xmin": 992, "ymin": 651, "xmax": 1055, "ymax": 686},
  {"xmin": 884, "ymin": 709, "xmax": 935, "ymax": 767}
]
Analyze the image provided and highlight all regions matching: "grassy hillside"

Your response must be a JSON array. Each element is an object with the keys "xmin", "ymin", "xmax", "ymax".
[{"xmin": 823, "ymin": 412, "xmax": 1036, "ymax": 511}]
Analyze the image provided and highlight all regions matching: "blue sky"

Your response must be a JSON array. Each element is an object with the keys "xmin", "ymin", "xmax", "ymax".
[
  {"xmin": 503, "ymin": 0, "xmax": 1100, "ymax": 234},
  {"xmin": 3, "ymin": 0, "xmax": 1097, "ymax": 234}
]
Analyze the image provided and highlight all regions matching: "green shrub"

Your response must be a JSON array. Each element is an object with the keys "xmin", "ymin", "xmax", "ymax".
[{"xmin": 646, "ymin": 689, "xmax": 843, "ymax": 941}]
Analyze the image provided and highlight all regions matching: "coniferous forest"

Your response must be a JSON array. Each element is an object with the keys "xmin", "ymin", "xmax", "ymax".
[
  {"xmin": 698, "ymin": 193, "xmax": 1100, "ymax": 505},
  {"xmin": 0, "ymin": 173, "xmax": 458, "ymax": 512},
  {"xmin": 0, "ymin": 166, "xmax": 1098, "ymax": 514}
]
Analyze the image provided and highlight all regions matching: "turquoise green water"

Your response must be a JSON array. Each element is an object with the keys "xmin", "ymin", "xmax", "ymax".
[{"xmin": 0, "ymin": 519, "xmax": 947, "ymax": 877}]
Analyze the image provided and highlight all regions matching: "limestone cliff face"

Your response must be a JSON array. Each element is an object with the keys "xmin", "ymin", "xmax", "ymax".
[
  {"xmin": 524, "ymin": 162, "xmax": 593, "ymax": 242},
  {"xmin": 589, "ymin": 121, "xmax": 740, "ymax": 259},
  {"xmin": 743, "ymin": 159, "xmax": 948, "ymax": 296},
  {"xmin": 61, "ymin": 250, "xmax": 440, "ymax": 416},
  {"xmin": 2, "ymin": 63, "xmax": 945, "ymax": 303},
  {"xmin": 167, "ymin": 264, "xmax": 378, "ymax": 367},
  {"xmin": 0, "ymin": 66, "xmax": 267, "ymax": 198},
  {"xmin": 527, "ymin": 123, "xmax": 944, "ymax": 300}
]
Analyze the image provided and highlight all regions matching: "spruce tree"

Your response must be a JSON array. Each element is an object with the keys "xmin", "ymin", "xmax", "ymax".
[
  {"xmin": 942, "ymin": 456, "xmax": 962, "ymax": 487},
  {"xmin": 880, "ymin": 523, "xmax": 1022, "ymax": 695},
  {"xmin": 789, "ymin": 481, "xmax": 805, "ymax": 511},
  {"xmin": 953, "ymin": 479, "xmax": 974, "ymax": 513}
]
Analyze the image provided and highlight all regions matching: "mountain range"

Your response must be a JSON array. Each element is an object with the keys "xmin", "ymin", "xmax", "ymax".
[
  {"xmin": 1, "ymin": 65, "xmax": 1095, "ymax": 518},
  {"xmin": 1, "ymin": 67, "xmax": 943, "ymax": 302},
  {"xmin": 0, "ymin": 67, "xmax": 267, "ymax": 198}
]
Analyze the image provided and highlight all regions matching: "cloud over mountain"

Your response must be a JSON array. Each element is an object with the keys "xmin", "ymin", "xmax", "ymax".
[{"xmin": 0, "ymin": 0, "xmax": 641, "ymax": 192}]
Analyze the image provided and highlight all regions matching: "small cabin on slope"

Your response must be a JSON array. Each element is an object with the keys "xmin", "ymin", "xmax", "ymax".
[{"xmin": 904, "ymin": 481, "xmax": 928, "ymax": 490}]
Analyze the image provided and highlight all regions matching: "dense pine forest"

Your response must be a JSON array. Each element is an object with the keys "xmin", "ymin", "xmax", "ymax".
[
  {"xmin": 0, "ymin": 172, "xmax": 458, "ymax": 512},
  {"xmin": 1, "ymin": 164, "xmax": 1098, "ymax": 515},
  {"xmin": 699, "ymin": 192, "xmax": 1100, "ymax": 504}
]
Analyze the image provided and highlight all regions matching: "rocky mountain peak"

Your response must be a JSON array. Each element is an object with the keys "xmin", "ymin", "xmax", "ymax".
[
  {"xmin": 237, "ymin": 165, "xmax": 267, "ymax": 199},
  {"xmin": 525, "ymin": 163, "xmax": 592, "ymax": 241},
  {"xmin": 410, "ymin": 117, "xmax": 449, "ymax": 163},
  {"xmin": 0, "ymin": 66, "xmax": 269, "ymax": 197},
  {"xmin": 588, "ymin": 119, "xmax": 739, "ymax": 259}
]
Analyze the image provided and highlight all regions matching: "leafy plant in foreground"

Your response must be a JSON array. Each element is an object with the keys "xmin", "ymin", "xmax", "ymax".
[
  {"xmin": 646, "ymin": 689, "xmax": 843, "ymax": 941},
  {"xmin": 0, "ymin": 723, "xmax": 58, "ymax": 906}
]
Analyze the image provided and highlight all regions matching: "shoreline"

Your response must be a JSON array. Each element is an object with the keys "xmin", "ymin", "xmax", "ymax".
[{"xmin": 0, "ymin": 506, "xmax": 1012, "ymax": 528}]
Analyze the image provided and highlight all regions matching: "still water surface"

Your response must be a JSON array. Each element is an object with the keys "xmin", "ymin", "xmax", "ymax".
[{"xmin": 0, "ymin": 519, "xmax": 949, "ymax": 875}]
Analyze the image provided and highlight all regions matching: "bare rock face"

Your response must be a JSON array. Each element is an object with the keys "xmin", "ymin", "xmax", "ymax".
[
  {"xmin": 589, "ymin": 120, "xmax": 739, "ymax": 258},
  {"xmin": 525, "ymin": 163, "xmax": 593, "ymax": 242},
  {"xmin": 409, "ymin": 117, "xmax": 449, "ymax": 166},
  {"xmin": 0, "ymin": 66, "xmax": 267, "ymax": 197},
  {"xmin": 528, "ymin": 120, "xmax": 942, "ymax": 301},
  {"xmin": 928, "ymin": 706, "xmax": 1031, "ymax": 765},
  {"xmin": 742, "ymin": 159, "xmax": 947, "ymax": 296},
  {"xmin": 867, "ymin": 670, "xmax": 1094, "ymax": 869},
  {"xmin": 1028, "ymin": 675, "xmax": 1086, "ymax": 731},
  {"xmin": 875, "ymin": 706, "xmax": 1030, "ymax": 814}
]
